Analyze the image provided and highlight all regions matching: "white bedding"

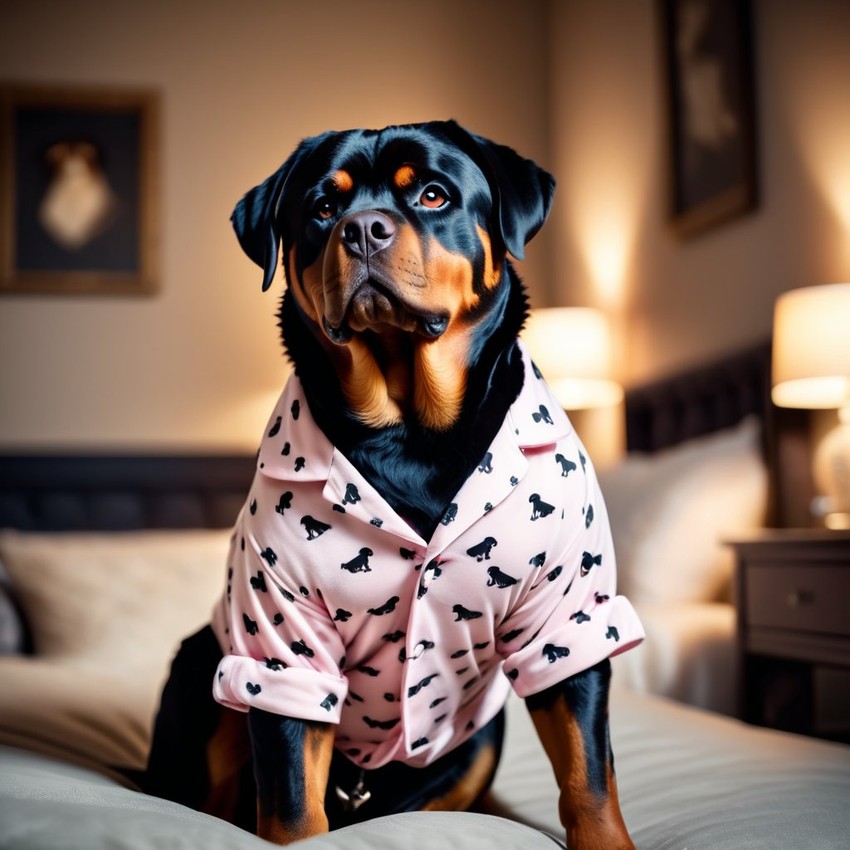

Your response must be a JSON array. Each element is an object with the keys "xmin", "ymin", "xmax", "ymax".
[
  {"xmin": 491, "ymin": 688, "xmax": 850, "ymax": 849},
  {"xmin": 2, "ymin": 688, "xmax": 849, "ymax": 850},
  {"xmin": 0, "ymin": 743, "xmax": 558, "ymax": 849}
]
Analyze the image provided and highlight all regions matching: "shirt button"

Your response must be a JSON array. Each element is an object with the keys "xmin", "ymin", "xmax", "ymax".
[
  {"xmin": 408, "ymin": 638, "xmax": 435, "ymax": 661},
  {"xmin": 416, "ymin": 558, "xmax": 441, "ymax": 600}
]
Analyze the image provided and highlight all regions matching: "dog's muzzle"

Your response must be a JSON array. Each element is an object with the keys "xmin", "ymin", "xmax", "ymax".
[
  {"xmin": 321, "ymin": 210, "xmax": 449, "ymax": 345},
  {"xmin": 323, "ymin": 307, "xmax": 448, "ymax": 345}
]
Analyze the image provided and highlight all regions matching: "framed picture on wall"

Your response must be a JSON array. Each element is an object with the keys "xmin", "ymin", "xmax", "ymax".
[
  {"xmin": 659, "ymin": 0, "xmax": 758, "ymax": 237},
  {"xmin": 0, "ymin": 84, "xmax": 159, "ymax": 294}
]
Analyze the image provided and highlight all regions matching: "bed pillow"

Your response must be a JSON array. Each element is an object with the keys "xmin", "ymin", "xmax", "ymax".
[
  {"xmin": 0, "ymin": 529, "xmax": 231, "ymax": 775},
  {"xmin": 0, "ymin": 560, "xmax": 27, "ymax": 654},
  {"xmin": 598, "ymin": 416, "xmax": 767, "ymax": 607}
]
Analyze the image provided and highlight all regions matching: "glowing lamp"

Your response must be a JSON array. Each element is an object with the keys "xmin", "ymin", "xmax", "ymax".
[
  {"xmin": 522, "ymin": 307, "xmax": 623, "ymax": 410},
  {"xmin": 772, "ymin": 283, "xmax": 850, "ymax": 527}
]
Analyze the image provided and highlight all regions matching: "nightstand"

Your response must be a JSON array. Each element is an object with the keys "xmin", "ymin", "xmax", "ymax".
[{"xmin": 728, "ymin": 529, "xmax": 850, "ymax": 742}]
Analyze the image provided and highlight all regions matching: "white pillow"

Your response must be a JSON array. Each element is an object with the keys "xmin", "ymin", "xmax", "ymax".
[
  {"xmin": 0, "ymin": 560, "xmax": 26, "ymax": 654},
  {"xmin": 0, "ymin": 529, "xmax": 231, "ymax": 774},
  {"xmin": 598, "ymin": 417, "xmax": 767, "ymax": 606}
]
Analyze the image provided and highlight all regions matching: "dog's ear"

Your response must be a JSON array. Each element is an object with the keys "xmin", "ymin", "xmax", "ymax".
[
  {"xmin": 439, "ymin": 121, "xmax": 555, "ymax": 260},
  {"xmin": 231, "ymin": 132, "xmax": 333, "ymax": 292}
]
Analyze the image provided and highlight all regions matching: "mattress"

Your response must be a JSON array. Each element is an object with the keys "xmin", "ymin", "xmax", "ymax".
[
  {"xmin": 2, "ymin": 686, "xmax": 848, "ymax": 850},
  {"xmin": 489, "ymin": 688, "xmax": 850, "ymax": 849}
]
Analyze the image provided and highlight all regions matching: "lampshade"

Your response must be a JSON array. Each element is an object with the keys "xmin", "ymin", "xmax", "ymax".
[
  {"xmin": 772, "ymin": 283, "xmax": 850, "ymax": 409},
  {"xmin": 521, "ymin": 307, "xmax": 623, "ymax": 409}
]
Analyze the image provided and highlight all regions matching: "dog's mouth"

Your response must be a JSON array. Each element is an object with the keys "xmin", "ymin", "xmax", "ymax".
[{"xmin": 322, "ymin": 276, "xmax": 449, "ymax": 345}]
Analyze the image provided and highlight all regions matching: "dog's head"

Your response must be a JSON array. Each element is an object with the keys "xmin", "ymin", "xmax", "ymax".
[{"xmin": 232, "ymin": 120, "xmax": 554, "ymax": 430}]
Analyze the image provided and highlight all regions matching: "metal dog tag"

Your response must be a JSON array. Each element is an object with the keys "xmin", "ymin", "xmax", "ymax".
[{"xmin": 334, "ymin": 775, "xmax": 371, "ymax": 812}]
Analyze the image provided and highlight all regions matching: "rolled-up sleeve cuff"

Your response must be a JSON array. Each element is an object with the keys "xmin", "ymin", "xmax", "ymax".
[
  {"xmin": 505, "ymin": 595, "xmax": 645, "ymax": 699},
  {"xmin": 213, "ymin": 655, "xmax": 348, "ymax": 724}
]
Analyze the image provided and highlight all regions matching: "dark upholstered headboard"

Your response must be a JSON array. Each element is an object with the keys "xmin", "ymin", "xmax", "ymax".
[
  {"xmin": 0, "ymin": 454, "xmax": 256, "ymax": 532},
  {"xmin": 624, "ymin": 341, "xmax": 772, "ymax": 454}
]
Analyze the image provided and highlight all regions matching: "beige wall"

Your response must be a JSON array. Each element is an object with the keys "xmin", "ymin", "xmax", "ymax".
[
  {"xmin": 0, "ymin": 0, "xmax": 550, "ymax": 450},
  {"xmin": 2, "ymin": 0, "xmax": 849, "ymax": 451},
  {"xmin": 546, "ymin": 0, "xmax": 850, "ymax": 386}
]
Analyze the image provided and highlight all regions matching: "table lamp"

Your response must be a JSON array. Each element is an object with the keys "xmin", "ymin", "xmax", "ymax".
[
  {"xmin": 771, "ymin": 283, "xmax": 850, "ymax": 527},
  {"xmin": 521, "ymin": 307, "xmax": 623, "ymax": 409}
]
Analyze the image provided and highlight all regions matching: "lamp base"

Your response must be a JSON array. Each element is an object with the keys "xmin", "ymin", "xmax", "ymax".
[{"xmin": 812, "ymin": 405, "xmax": 850, "ymax": 528}]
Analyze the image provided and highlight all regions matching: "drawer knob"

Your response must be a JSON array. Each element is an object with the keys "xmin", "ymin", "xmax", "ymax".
[{"xmin": 786, "ymin": 589, "xmax": 814, "ymax": 608}]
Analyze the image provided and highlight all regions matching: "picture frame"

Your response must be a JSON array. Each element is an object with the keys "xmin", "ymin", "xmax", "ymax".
[
  {"xmin": 0, "ymin": 84, "xmax": 159, "ymax": 294},
  {"xmin": 659, "ymin": 0, "xmax": 758, "ymax": 237}
]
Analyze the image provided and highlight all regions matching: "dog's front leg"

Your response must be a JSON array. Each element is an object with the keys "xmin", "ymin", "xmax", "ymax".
[
  {"xmin": 248, "ymin": 708, "xmax": 335, "ymax": 844},
  {"xmin": 525, "ymin": 660, "xmax": 634, "ymax": 850}
]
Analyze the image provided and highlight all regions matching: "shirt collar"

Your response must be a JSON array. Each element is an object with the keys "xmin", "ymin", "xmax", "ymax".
[
  {"xmin": 509, "ymin": 340, "xmax": 573, "ymax": 449},
  {"xmin": 256, "ymin": 339, "xmax": 572, "ymax": 484},
  {"xmin": 255, "ymin": 377, "xmax": 334, "ymax": 482}
]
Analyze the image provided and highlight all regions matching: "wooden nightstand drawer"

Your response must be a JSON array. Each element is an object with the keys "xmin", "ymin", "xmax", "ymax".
[
  {"xmin": 745, "ymin": 565, "xmax": 850, "ymax": 638},
  {"xmin": 730, "ymin": 530, "xmax": 850, "ymax": 740}
]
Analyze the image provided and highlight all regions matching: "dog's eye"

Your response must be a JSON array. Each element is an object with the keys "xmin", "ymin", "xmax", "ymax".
[
  {"xmin": 314, "ymin": 198, "xmax": 336, "ymax": 221},
  {"xmin": 419, "ymin": 186, "xmax": 448, "ymax": 209}
]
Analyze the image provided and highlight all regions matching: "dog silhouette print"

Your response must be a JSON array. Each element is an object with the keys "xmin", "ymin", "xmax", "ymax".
[
  {"xmin": 478, "ymin": 451, "xmax": 493, "ymax": 473},
  {"xmin": 320, "ymin": 693, "xmax": 339, "ymax": 711},
  {"xmin": 275, "ymin": 491, "xmax": 293, "ymax": 514},
  {"xmin": 260, "ymin": 547, "xmax": 277, "ymax": 566},
  {"xmin": 341, "ymin": 547, "xmax": 374, "ymax": 573},
  {"xmin": 368, "ymin": 596, "xmax": 400, "ymax": 616},
  {"xmin": 580, "ymin": 551, "xmax": 603, "ymax": 576},
  {"xmin": 441, "ymin": 503, "xmax": 458, "ymax": 525},
  {"xmin": 542, "ymin": 643, "xmax": 570, "ymax": 663},
  {"xmin": 532, "ymin": 404, "xmax": 554, "ymax": 424},
  {"xmin": 529, "ymin": 493, "xmax": 555, "ymax": 520},
  {"xmin": 407, "ymin": 674, "xmax": 439, "ymax": 697},
  {"xmin": 554, "ymin": 453, "xmax": 577, "ymax": 477},
  {"xmin": 343, "ymin": 483, "xmax": 361, "ymax": 505},
  {"xmin": 452, "ymin": 604, "xmax": 483, "ymax": 621},
  {"xmin": 291, "ymin": 639, "xmax": 315, "ymax": 657},
  {"xmin": 466, "ymin": 536, "xmax": 498, "ymax": 561},
  {"xmin": 486, "ymin": 566, "xmax": 518, "ymax": 588},
  {"xmin": 301, "ymin": 515, "xmax": 332, "ymax": 540}
]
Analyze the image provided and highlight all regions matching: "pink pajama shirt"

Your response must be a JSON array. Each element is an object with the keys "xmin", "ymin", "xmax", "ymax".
[{"xmin": 211, "ymin": 342, "xmax": 644, "ymax": 769}]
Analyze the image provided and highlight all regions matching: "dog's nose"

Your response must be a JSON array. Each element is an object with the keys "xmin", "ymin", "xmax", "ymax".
[{"xmin": 342, "ymin": 211, "xmax": 396, "ymax": 257}]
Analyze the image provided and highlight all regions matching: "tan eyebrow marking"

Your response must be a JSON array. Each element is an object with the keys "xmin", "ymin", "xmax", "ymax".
[
  {"xmin": 332, "ymin": 169, "xmax": 354, "ymax": 192},
  {"xmin": 394, "ymin": 165, "xmax": 417, "ymax": 189}
]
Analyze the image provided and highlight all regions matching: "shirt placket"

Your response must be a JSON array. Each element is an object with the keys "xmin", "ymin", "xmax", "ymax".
[{"xmin": 398, "ymin": 417, "xmax": 531, "ymax": 758}]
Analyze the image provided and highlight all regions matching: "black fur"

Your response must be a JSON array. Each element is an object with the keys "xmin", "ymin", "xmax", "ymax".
[
  {"xmin": 525, "ymin": 659, "xmax": 614, "ymax": 797},
  {"xmin": 250, "ymin": 709, "xmax": 325, "ymax": 833}
]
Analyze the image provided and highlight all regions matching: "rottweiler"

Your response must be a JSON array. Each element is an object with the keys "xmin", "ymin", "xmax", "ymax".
[{"xmin": 144, "ymin": 120, "xmax": 643, "ymax": 850}]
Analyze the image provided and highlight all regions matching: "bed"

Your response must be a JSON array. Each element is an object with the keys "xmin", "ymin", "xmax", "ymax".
[{"xmin": 1, "ymin": 342, "xmax": 849, "ymax": 849}]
